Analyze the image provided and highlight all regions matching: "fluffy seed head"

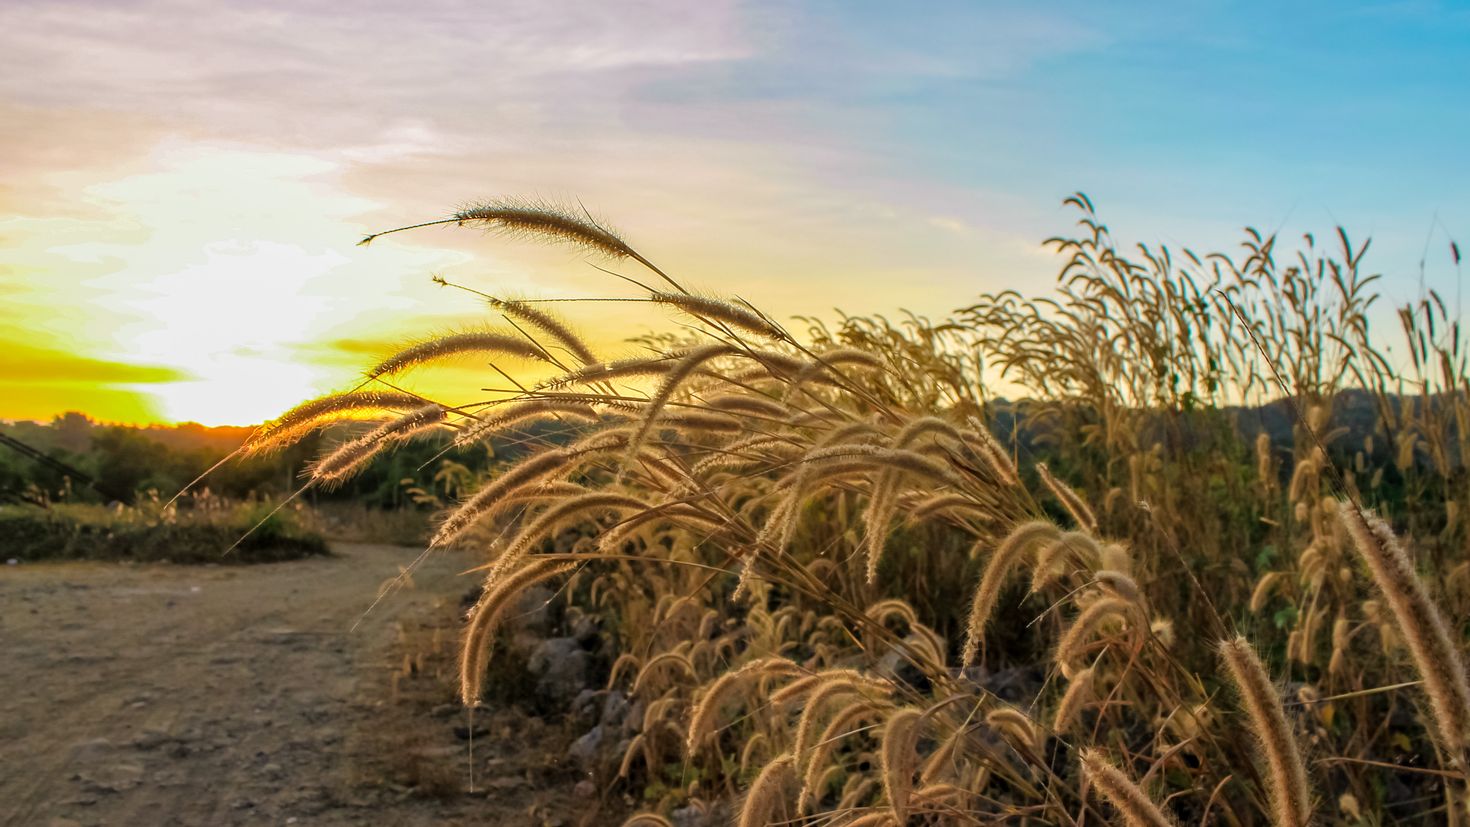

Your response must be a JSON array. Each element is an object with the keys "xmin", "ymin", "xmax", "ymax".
[
  {"xmin": 1218, "ymin": 636, "xmax": 1313, "ymax": 827},
  {"xmin": 1336, "ymin": 502, "xmax": 1470, "ymax": 760},
  {"xmin": 1080, "ymin": 749, "xmax": 1177, "ymax": 827}
]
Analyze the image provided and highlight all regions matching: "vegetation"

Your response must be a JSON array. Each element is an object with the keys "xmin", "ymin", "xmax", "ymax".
[
  {"xmin": 0, "ymin": 413, "xmax": 540, "ymax": 511},
  {"xmin": 0, "ymin": 494, "xmax": 327, "ymax": 563},
  {"xmin": 256, "ymin": 195, "xmax": 1468, "ymax": 824},
  {"xmin": 0, "ymin": 408, "xmax": 569, "ymax": 557}
]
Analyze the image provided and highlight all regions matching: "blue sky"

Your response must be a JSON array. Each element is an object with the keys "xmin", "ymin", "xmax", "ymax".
[{"xmin": 1, "ymin": 0, "xmax": 1465, "ymax": 422}]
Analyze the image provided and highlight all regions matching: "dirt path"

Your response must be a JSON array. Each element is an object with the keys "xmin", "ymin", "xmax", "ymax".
[{"xmin": 0, "ymin": 543, "xmax": 580, "ymax": 827}]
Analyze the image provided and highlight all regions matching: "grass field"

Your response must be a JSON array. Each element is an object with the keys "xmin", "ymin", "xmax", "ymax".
[
  {"xmin": 246, "ymin": 196, "xmax": 1470, "ymax": 825},
  {"xmin": 1, "ymin": 498, "xmax": 328, "ymax": 564}
]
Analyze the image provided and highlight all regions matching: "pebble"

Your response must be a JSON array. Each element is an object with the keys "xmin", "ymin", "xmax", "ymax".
[{"xmin": 78, "ymin": 763, "xmax": 145, "ymax": 793}]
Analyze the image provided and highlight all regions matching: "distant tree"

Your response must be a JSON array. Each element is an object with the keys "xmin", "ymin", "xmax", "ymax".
[
  {"xmin": 51, "ymin": 411, "xmax": 94, "ymax": 454},
  {"xmin": 90, "ymin": 426, "xmax": 173, "ymax": 503}
]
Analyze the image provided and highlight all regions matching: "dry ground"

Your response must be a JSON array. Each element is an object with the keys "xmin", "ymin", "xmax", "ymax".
[{"xmin": 0, "ymin": 543, "xmax": 599, "ymax": 827}]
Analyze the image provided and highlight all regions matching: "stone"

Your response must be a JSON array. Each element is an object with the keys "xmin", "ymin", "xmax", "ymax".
[
  {"xmin": 453, "ymin": 724, "xmax": 490, "ymax": 741},
  {"xmin": 567, "ymin": 609, "xmax": 600, "ymax": 646},
  {"xmin": 566, "ymin": 725, "xmax": 605, "ymax": 772},
  {"xmin": 623, "ymin": 698, "xmax": 646, "ymax": 735},
  {"xmin": 600, "ymin": 690, "xmax": 629, "ymax": 729},
  {"xmin": 508, "ymin": 585, "xmax": 555, "ymax": 636},
  {"xmin": 527, "ymin": 637, "xmax": 592, "ymax": 704},
  {"xmin": 672, "ymin": 801, "xmax": 728, "ymax": 827},
  {"xmin": 571, "ymin": 689, "xmax": 603, "ymax": 729},
  {"xmin": 130, "ymin": 729, "xmax": 170, "ymax": 750},
  {"xmin": 78, "ymin": 762, "xmax": 144, "ymax": 793}
]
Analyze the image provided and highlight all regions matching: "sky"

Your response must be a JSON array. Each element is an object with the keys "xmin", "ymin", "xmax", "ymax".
[{"xmin": 2, "ymin": 0, "xmax": 1467, "ymax": 425}]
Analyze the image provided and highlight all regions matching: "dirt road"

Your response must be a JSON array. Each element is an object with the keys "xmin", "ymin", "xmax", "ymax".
[{"xmin": 0, "ymin": 543, "xmax": 576, "ymax": 827}]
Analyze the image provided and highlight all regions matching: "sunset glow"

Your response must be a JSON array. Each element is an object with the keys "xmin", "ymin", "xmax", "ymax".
[{"xmin": 3, "ymin": 1, "xmax": 1466, "ymax": 425}]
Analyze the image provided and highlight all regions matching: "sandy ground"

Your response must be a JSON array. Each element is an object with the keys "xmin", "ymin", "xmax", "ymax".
[{"xmin": 0, "ymin": 544, "xmax": 590, "ymax": 827}]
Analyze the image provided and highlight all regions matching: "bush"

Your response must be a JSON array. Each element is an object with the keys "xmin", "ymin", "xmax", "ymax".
[{"xmin": 0, "ymin": 500, "xmax": 329, "ymax": 564}]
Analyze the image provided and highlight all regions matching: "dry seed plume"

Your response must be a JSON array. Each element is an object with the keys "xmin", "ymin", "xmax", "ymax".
[
  {"xmin": 367, "ymin": 330, "xmax": 549, "ymax": 378},
  {"xmin": 967, "ymin": 416, "xmax": 1018, "ymax": 485},
  {"xmin": 1052, "ymin": 665, "xmax": 1096, "ymax": 733},
  {"xmin": 489, "ymin": 491, "xmax": 648, "ymax": 577},
  {"xmin": 246, "ymin": 390, "xmax": 425, "ymax": 453},
  {"xmin": 432, "ymin": 448, "xmax": 574, "ymax": 547},
  {"xmin": 799, "ymin": 700, "xmax": 886, "ymax": 812},
  {"xmin": 1037, "ymin": 462, "xmax": 1098, "ymax": 531},
  {"xmin": 1080, "ymin": 749, "xmax": 1177, "ymax": 827},
  {"xmin": 309, "ymin": 404, "xmax": 446, "ymax": 485},
  {"xmin": 452, "ymin": 399, "xmax": 600, "ymax": 448},
  {"xmin": 793, "ymin": 677, "xmax": 882, "ymax": 772},
  {"xmin": 1336, "ymin": 502, "xmax": 1470, "ymax": 760},
  {"xmin": 738, "ymin": 753, "xmax": 796, "ymax": 827},
  {"xmin": 361, "ymin": 200, "xmax": 635, "ymax": 258},
  {"xmin": 880, "ymin": 707, "xmax": 922, "ymax": 825},
  {"xmin": 962, "ymin": 520, "xmax": 1063, "ymax": 666},
  {"xmin": 623, "ymin": 343, "xmax": 738, "ymax": 465},
  {"xmin": 537, "ymin": 354, "xmax": 683, "ymax": 390},
  {"xmin": 1218, "ymin": 636, "xmax": 1313, "ymax": 827},
  {"xmin": 1055, "ymin": 596, "xmax": 1136, "ymax": 670},
  {"xmin": 650, "ymin": 292, "xmax": 787, "ymax": 340},
  {"xmin": 486, "ymin": 296, "xmax": 598, "ymax": 366},
  {"xmin": 460, "ymin": 558, "xmax": 576, "ymax": 705},
  {"xmin": 685, "ymin": 658, "xmax": 799, "ymax": 756}
]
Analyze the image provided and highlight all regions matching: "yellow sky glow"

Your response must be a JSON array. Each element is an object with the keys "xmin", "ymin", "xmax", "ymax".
[{"xmin": 1, "ymin": 132, "xmax": 1049, "ymax": 426}]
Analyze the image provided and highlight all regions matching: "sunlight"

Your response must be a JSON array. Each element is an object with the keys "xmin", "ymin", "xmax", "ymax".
[{"xmin": 5, "ymin": 139, "xmax": 469, "ymax": 424}]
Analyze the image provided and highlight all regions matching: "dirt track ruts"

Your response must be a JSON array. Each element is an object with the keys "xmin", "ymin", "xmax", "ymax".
[{"xmin": 0, "ymin": 543, "xmax": 500, "ymax": 827}]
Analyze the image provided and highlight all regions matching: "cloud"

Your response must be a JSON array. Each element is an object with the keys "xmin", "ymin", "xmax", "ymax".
[
  {"xmin": 0, "ymin": 0, "xmax": 750, "ymax": 146},
  {"xmin": 0, "ymin": 340, "xmax": 181, "ymax": 425},
  {"xmin": 0, "ymin": 341, "xmax": 187, "ymax": 384}
]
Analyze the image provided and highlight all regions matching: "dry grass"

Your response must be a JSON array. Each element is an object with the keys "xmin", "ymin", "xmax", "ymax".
[{"xmin": 251, "ymin": 195, "xmax": 1470, "ymax": 825}]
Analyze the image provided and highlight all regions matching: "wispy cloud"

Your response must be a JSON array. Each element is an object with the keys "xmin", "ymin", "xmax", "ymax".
[{"xmin": 2, "ymin": 0, "xmax": 1465, "ymax": 423}]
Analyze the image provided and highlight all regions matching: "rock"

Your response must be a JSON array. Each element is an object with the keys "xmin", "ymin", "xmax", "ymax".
[
  {"xmin": 453, "ymin": 723, "xmax": 490, "ymax": 740},
  {"xmin": 486, "ymin": 775, "xmax": 524, "ymax": 790},
  {"xmin": 623, "ymin": 698, "xmax": 646, "ymax": 735},
  {"xmin": 509, "ymin": 585, "xmax": 555, "ymax": 636},
  {"xmin": 672, "ymin": 801, "xmax": 728, "ymax": 827},
  {"xmin": 78, "ymin": 762, "xmax": 145, "ymax": 793},
  {"xmin": 72, "ymin": 737, "xmax": 114, "ymax": 761},
  {"xmin": 876, "ymin": 633, "xmax": 938, "ymax": 692},
  {"xmin": 567, "ymin": 725, "xmax": 605, "ymax": 772},
  {"xmin": 600, "ymin": 691, "xmax": 629, "ymax": 729},
  {"xmin": 956, "ymin": 663, "xmax": 1045, "ymax": 703},
  {"xmin": 527, "ymin": 637, "xmax": 592, "ymax": 704},
  {"xmin": 567, "ymin": 608, "xmax": 600, "ymax": 646},
  {"xmin": 62, "ymin": 796, "xmax": 97, "ymax": 807},
  {"xmin": 129, "ymin": 729, "xmax": 170, "ymax": 750},
  {"xmin": 574, "ymin": 779, "xmax": 596, "ymax": 799},
  {"xmin": 571, "ymin": 689, "xmax": 603, "ymax": 729}
]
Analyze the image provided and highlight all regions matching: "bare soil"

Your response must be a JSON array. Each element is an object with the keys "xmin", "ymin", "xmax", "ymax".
[{"xmin": 0, "ymin": 543, "xmax": 601, "ymax": 827}]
